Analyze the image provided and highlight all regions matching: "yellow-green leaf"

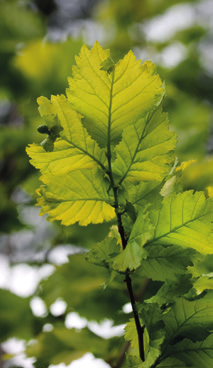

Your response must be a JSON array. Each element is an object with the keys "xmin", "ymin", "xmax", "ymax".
[
  {"xmin": 37, "ymin": 169, "xmax": 115, "ymax": 226},
  {"xmin": 147, "ymin": 191, "xmax": 213, "ymax": 254},
  {"xmin": 112, "ymin": 107, "xmax": 176, "ymax": 184},
  {"xmin": 67, "ymin": 41, "xmax": 165, "ymax": 147},
  {"xmin": 27, "ymin": 95, "xmax": 107, "ymax": 175}
]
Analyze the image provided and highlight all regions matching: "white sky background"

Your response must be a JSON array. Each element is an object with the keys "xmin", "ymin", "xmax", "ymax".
[{"xmin": 1, "ymin": 0, "xmax": 213, "ymax": 367}]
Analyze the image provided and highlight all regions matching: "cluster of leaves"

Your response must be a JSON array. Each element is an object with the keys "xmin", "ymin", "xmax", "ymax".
[{"xmin": 26, "ymin": 42, "xmax": 213, "ymax": 367}]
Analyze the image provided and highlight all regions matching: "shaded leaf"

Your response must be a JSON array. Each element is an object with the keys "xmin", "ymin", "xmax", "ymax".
[
  {"xmin": 150, "ymin": 274, "xmax": 193, "ymax": 306},
  {"xmin": 157, "ymin": 357, "xmax": 187, "ymax": 367},
  {"xmin": 161, "ymin": 335, "xmax": 213, "ymax": 368},
  {"xmin": 127, "ymin": 181, "xmax": 162, "ymax": 210},
  {"xmin": 139, "ymin": 303, "xmax": 166, "ymax": 368},
  {"xmin": 162, "ymin": 295, "xmax": 213, "ymax": 343},
  {"xmin": 110, "ymin": 241, "xmax": 147, "ymax": 272},
  {"xmin": 110, "ymin": 207, "xmax": 153, "ymax": 272},
  {"xmin": 128, "ymin": 207, "xmax": 155, "ymax": 248},
  {"xmin": 137, "ymin": 244, "xmax": 195, "ymax": 282},
  {"xmin": 86, "ymin": 236, "xmax": 121, "ymax": 268}
]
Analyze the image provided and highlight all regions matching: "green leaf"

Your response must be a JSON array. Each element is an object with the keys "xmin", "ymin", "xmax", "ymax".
[
  {"xmin": 162, "ymin": 295, "xmax": 213, "ymax": 344},
  {"xmin": 36, "ymin": 168, "xmax": 115, "ymax": 226},
  {"xmin": 137, "ymin": 245, "xmax": 195, "ymax": 282},
  {"xmin": 112, "ymin": 107, "xmax": 176, "ymax": 184},
  {"xmin": 86, "ymin": 235, "xmax": 121, "ymax": 268},
  {"xmin": 67, "ymin": 41, "xmax": 165, "ymax": 147},
  {"xmin": 26, "ymin": 43, "xmax": 169, "ymax": 228},
  {"xmin": 128, "ymin": 207, "xmax": 155, "ymax": 248},
  {"xmin": 161, "ymin": 335, "xmax": 213, "ymax": 368},
  {"xmin": 139, "ymin": 303, "xmax": 166, "ymax": 368},
  {"xmin": 27, "ymin": 95, "xmax": 107, "ymax": 175},
  {"xmin": 110, "ymin": 241, "xmax": 147, "ymax": 272},
  {"xmin": 110, "ymin": 207, "xmax": 153, "ymax": 272},
  {"xmin": 192, "ymin": 276, "xmax": 213, "ymax": 295},
  {"xmin": 156, "ymin": 357, "xmax": 187, "ymax": 367},
  {"xmin": 150, "ymin": 274, "xmax": 193, "ymax": 305},
  {"xmin": 125, "ymin": 318, "xmax": 140, "ymax": 349},
  {"xmin": 188, "ymin": 253, "xmax": 213, "ymax": 278},
  {"xmin": 100, "ymin": 56, "xmax": 115, "ymax": 73},
  {"xmin": 127, "ymin": 181, "xmax": 162, "ymax": 211},
  {"xmin": 147, "ymin": 191, "xmax": 213, "ymax": 255}
]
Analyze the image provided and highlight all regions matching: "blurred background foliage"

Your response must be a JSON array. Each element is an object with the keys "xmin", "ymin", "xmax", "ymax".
[{"xmin": 0, "ymin": 0, "xmax": 213, "ymax": 367}]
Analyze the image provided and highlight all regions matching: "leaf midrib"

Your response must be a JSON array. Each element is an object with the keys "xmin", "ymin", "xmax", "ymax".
[
  {"xmin": 146, "ymin": 213, "xmax": 209, "ymax": 247},
  {"xmin": 62, "ymin": 137, "xmax": 106, "ymax": 171}
]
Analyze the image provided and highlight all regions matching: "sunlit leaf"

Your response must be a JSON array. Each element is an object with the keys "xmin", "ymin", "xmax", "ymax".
[
  {"xmin": 125, "ymin": 318, "xmax": 139, "ymax": 350},
  {"xmin": 67, "ymin": 41, "xmax": 165, "ymax": 147},
  {"xmin": 146, "ymin": 191, "xmax": 213, "ymax": 254},
  {"xmin": 37, "ymin": 168, "xmax": 115, "ymax": 226},
  {"xmin": 112, "ymin": 107, "xmax": 176, "ymax": 184},
  {"xmin": 193, "ymin": 276, "xmax": 213, "ymax": 295},
  {"xmin": 27, "ymin": 95, "xmax": 107, "ymax": 175}
]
